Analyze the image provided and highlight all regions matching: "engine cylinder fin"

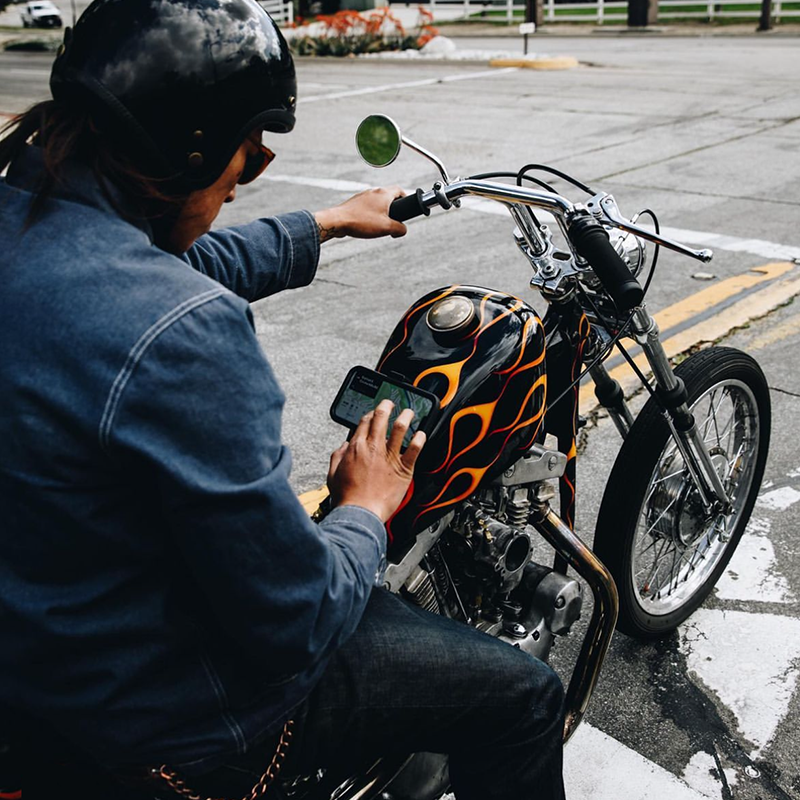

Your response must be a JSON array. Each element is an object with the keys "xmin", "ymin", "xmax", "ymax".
[{"xmin": 403, "ymin": 567, "xmax": 441, "ymax": 614}]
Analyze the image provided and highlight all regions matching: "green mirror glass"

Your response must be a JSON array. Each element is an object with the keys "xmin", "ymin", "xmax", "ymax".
[{"xmin": 355, "ymin": 115, "xmax": 402, "ymax": 168}]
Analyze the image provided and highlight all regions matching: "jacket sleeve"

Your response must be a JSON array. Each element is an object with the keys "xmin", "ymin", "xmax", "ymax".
[
  {"xmin": 104, "ymin": 290, "xmax": 385, "ymax": 677},
  {"xmin": 181, "ymin": 211, "xmax": 320, "ymax": 302}
]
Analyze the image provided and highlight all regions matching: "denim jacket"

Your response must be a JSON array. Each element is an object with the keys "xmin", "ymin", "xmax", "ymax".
[{"xmin": 0, "ymin": 147, "xmax": 386, "ymax": 771}]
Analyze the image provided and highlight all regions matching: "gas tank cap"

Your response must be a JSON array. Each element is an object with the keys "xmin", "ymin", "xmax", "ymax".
[{"xmin": 426, "ymin": 296, "xmax": 476, "ymax": 335}]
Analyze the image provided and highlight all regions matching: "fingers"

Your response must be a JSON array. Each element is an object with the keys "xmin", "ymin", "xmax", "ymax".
[
  {"xmin": 350, "ymin": 407, "xmax": 374, "ymax": 442},
  {"xmin": 352, "ymin": 399, "xmax": 425, "ymax": 470},
  {"xmin": 390, "ymin": 222, "xmax": 408, "ymax": 239},
  {"xmin": 401, "ymin": 430, "xmax": 426, "ymax": 471},
  {"xmin": 386, "ymin": 407, "xmax": 414, "ymax": 454},
  {"xmin": 367, "ymin": 398, "xmax": 393, "ymax": 444},
  {"xmin": 316, "ymin": 186, "xmax": 410, "ymax": 240},
  {"xmin": 328, "ymin": 441, "xmax": 347, "ymax": 481},
  {"xmin": 385, "ymin": 186, "xmax": 408, "ymax": 238}
]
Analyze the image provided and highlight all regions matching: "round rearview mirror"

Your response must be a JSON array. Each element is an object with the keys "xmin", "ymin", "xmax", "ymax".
[{"xmin": 355, "ymin": 114, "xmax": 402, "ymax": 168}]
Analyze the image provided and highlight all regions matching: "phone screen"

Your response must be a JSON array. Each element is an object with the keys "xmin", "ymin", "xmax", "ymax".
[{"xmin": 331, "ymin": 367, "xmax": 438, "ymax": 448}]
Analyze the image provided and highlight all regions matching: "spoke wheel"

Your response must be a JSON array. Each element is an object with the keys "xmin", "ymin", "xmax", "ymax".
[{"xmin": 593, "ymin": 347, "xmax": 770, "ymax": 638}]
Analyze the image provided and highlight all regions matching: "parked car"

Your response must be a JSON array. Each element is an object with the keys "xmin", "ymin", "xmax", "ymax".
[{"xmin": 20, "ymin": 1, "xmax": 62, "ymax": 27}]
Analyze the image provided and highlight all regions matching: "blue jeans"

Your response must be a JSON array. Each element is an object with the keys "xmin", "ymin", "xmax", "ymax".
[{"xmin": 189, "ymin": 588, "xmax": 566, "ymax": 800}]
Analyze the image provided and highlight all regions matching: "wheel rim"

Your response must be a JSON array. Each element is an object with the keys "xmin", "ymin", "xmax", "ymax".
[{"xmin": 630, "ymin": 378, "xmax": 760, "ymax": 617}]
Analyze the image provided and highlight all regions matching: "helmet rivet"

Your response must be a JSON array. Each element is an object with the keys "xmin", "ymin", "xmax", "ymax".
[
  {"xmin": 193, "ymin": 130, "xmax": 204, "ymax": 140},
  {"xmin": 57, "ymin": 44, "xmax": 65, "ymax": 57},
  {"xmin": 187, "ymin": 152, "xmax": 204, "ymax": 168}
]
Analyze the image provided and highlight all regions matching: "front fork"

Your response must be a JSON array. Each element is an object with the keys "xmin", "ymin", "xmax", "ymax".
[{"xmin": 592, "ymin": 306, "xmax": 731, "ymax": 512}]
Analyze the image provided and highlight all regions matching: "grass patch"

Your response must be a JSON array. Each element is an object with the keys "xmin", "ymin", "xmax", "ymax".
[{"xmin": 467, "ymin": 2, "xmax": 799, "ymax": 21}]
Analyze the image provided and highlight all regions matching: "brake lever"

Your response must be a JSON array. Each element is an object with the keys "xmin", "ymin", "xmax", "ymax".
[{"xmin": 589, "ymin": 194, "xmax": 713, "ymax": 264}]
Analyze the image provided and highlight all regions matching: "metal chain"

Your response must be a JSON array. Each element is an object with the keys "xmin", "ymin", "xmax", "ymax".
[{"xmin": 155, "ymin": 719, "xmax": 294, "ymax": 800}]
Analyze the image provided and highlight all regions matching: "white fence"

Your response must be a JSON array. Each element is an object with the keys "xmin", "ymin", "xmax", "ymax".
[
  {"xmin": 259, "ymin": 0, "xmax": 294, "ymax": 24},
  {"xmin": 426, "ymin": 0, "xmax": 800, "ymax": 23},
  {"xmin": 652, "ymin": 0, "xmax": 798, "ymax": 20}
]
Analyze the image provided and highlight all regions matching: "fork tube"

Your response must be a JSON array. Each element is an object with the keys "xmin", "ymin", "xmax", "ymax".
[
  {"xmin": 630, "ymin": 308, "xmax": 730, "ymax": 507},
  {"xmin": 530, "ymin": 501, "xmax": 618, "ymax": 743},
  {"xmin": 589, "ymin": 362, "xmax": 633, "ymax": 438},
  {"xmin": 508, "ymin": 204, "xmax": 547, "ymax": 256}
]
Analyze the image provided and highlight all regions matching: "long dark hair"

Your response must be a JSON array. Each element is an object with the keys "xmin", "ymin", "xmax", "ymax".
[{"xmin": 0, "ymin": 100, "xmax": 187, "ymax": 229}]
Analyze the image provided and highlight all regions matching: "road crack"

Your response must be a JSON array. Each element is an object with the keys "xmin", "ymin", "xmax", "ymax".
[
  {"xmin": 769, "ymin": 386, "xmax": 800, "ymax": 400},
  {"xmin": 599, "ymin": 180, "xmax": 800, "ymax": 208},
  {"xmin": 591, "ymin": 118, "xmax": 798, "ymax": 183}
]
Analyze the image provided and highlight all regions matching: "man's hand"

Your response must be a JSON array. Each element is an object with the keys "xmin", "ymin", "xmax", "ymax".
[
  {"xmin": 314, "ymin": 187, "xmax": 408, "ymax": 243},
  {"xmin": 327, "ymin": 399, "xmax": 425, "ymax": 522}
]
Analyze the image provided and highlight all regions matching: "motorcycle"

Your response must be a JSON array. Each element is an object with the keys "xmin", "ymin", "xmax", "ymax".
[
  {"xmin": 0, "ymin": 115, "xmax": 771, "ymax": 800},
  {"xmin": 284, "ymin": 114, "xmax": 771, "ymax": 800}
]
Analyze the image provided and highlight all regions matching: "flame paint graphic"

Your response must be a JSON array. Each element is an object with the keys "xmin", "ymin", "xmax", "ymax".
[
  {"xmin": 386, "ymin": 479, "xmax": 415, "ymax": 545},
  {"xmin": 378, "ymin": 286, "xmax": 458, "ymax": 372},
  {"xmin": 381, "ymin": 286, "xmax": 548, "ymax": 557},
  {"xmin": 413, "ymin": 357, "xmax": 470, "ymax": 408}
]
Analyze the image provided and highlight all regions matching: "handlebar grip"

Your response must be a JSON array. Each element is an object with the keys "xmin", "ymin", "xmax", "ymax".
[
  {"xmin": 389, "ymin": 189, "xmax": 431, "ymax": 223},
  {"xmin": 568, "ymin": 216, "xmax": 644, "ymax": 311}
]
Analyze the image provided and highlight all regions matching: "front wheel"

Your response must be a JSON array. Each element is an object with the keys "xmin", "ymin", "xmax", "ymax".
[{"xmin": 593, "ymin": 347, "xmax": 771, "ymax": 638}]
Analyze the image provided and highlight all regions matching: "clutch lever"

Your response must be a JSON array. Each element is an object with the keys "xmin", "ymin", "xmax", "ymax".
[{"xmin": 590, "ymin": 193, "xmax": 714, "ymax": 264}]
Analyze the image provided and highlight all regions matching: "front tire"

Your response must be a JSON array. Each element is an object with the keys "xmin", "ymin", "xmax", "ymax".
[{"xmin": 593, "ymin": 347, "xmax": 770, "ymax": 638}]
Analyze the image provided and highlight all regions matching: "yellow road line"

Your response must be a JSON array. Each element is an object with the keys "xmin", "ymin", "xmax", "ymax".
[
  {"xmin": 652, "ymin": 262, "xmax": 794, "ymax": 332},
  {"xmin": 299, "ymin": 485, "xmax": 329, "ymax": 515},
  {"xmin": 579, "ymin": 264, "xmax": 800, "ymax": 416}
]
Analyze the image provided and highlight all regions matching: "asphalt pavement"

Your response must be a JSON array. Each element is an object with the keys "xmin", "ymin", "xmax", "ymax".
[{"xmin": 1, "ymin": 28, "xmax": 799, "ymax": 800}]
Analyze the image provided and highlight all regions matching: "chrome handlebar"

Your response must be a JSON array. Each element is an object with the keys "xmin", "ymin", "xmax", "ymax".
[{"xmin": 415, "ymin": 178, "xmax": 714, "ymax": 264}]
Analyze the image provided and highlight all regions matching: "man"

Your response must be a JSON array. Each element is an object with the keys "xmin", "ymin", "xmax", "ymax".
[{"xmin": 0, "ymin": 0, "xmax": 565, "ymax": 797}]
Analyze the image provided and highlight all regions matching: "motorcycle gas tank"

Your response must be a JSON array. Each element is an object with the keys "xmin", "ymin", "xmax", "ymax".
[{"xmin": 379, "ymin": 286, "xmax": 547, "ymax": 561}]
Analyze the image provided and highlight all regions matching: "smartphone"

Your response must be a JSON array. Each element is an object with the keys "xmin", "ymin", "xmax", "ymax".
[{"xmin": 330, "ymin": 366, "xmax": 439, "ymax": 449}]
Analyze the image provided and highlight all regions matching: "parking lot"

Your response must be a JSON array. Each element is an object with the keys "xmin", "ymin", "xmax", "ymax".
[{"xmin": 2, "ymin": 29, "xmax": 800, "ymax": 800}]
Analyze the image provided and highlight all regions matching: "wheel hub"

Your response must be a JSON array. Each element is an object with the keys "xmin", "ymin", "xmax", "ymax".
[{"xmin": 650, "ymin": 481, "xmax": 702, "ymax": 546}]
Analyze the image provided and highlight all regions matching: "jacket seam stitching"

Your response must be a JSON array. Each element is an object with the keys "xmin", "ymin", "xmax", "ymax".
[
  {"xmin": 303, "ymin": 209, "xmax": 320, "ymax": 272},
  {"xmin": 199, "ymin": 654, "xmax": 248, "ymax": 755},
  {"xmin": 273, "ymin": 216, "xmax": 295, "ymax": 287},
  {"xmin": 98, "ymin": 288, "xmax": 226, "ymax": 451}
]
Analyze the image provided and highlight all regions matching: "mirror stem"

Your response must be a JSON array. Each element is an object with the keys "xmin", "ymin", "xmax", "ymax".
[{"xmin": 402, "ymin": 135, "xmax": 452, "ymax": 185}]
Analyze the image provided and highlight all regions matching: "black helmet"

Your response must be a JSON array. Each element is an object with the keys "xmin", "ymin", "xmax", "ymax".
[{"xmin": 50, "ymin": 0, "xmax": 297, "ymax": 191}]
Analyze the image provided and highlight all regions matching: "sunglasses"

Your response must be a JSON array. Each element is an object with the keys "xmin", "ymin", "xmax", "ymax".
[{"xmin": 238, "ymin": 134, "xmax": 275, "ymax": 185}]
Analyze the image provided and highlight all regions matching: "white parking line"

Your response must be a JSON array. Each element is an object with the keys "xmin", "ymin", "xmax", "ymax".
[
  {"xmin": 564, "ymin": 724, "xmax": 706, "ymax": 799},
  {"xmin": 681, "ymin": 610, "xmax": 800, "ymax": 758},
  {"xmin": 660, "ymin": 226, "xmax": 800, "ymax": 263},
  {"xmin": 6, "ymin": 68, "xmax": 52, "ymax": 77},
  {"xmin": 715, "ymin": 518, "xmax": 794, "ymax": 604},
  {"xmin": 756, "ymin": 486, "xmax": 800, "ymax": 511},
  {"xmin": 265, "ymin": 175, "xmax": 371, "ymax": 193},
  {"xmin": 299, "ymin": 68, "xmax": 519, "ymax": 104}
]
